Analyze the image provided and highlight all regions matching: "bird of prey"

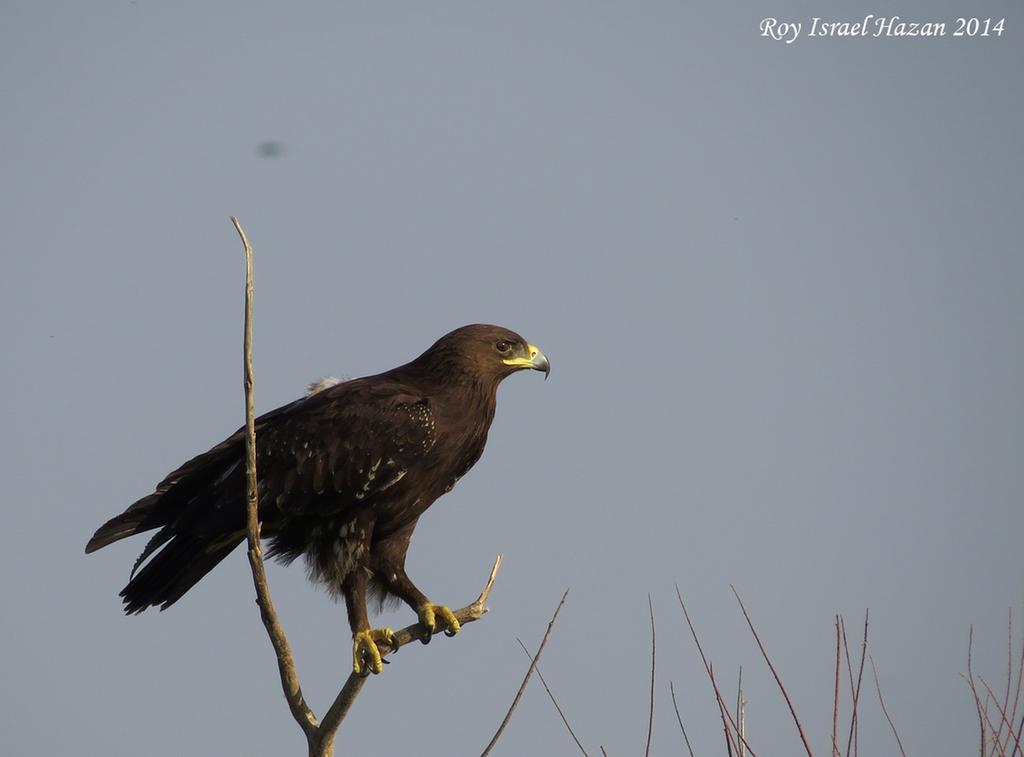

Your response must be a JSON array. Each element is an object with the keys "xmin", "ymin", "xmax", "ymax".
[{"xmin": 86, "ymin": 324, "xmax": 549, "ymax": 675}]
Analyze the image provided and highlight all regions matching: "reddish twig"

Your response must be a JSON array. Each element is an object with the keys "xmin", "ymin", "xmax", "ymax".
[
  {"xmin": 970, "ymin": 627, "xmax": 989, "ymax": 757},
  {"xmin": 730, "ymin": 586, "xmax": 813, "ymax": 757},
  {"xmin": 515, "ymin": 639, "xmax": 589, "ymax": 757},
  {"xmin": 669, "ymin": 681, "xmax": 697, "ymax": 757},
  {"xmin": 712, "ymin": 663, "xmax": 736, "ymax": 757},
  {"xmin": 844, "ymin": 610, "xmax": 869, "ymax": 757},
  {"xmin": 997, "ymin": 611, "xmax": 1015, "ymax": 753},
  {"xmin": 675, "ymin": 586, "xmax": 753, "ymax": 756},
  {"xmin": 1007, "ymin": 613, "xmax": 1024, "ymax": 757},
  {"xmin": 736, "ymin": 666, "xmax": 746, "ymax": 757},
  {"xmin": 646, "ymin": 594, "xmax": 656, "ymax": 757},
  {"xmin": 481, "ymin": 588, "xmax": 569, "ymax": 756},
  {"xmin": 980, "ymin": 676, "xmax": 1024, "ymax": 756},
  {"xmin": 869, "ymin": 655, "xmax": 906, "ymax": 756},
  {"xmin": 975, "ymin": 685, "xmax": 1004, "ymax": 757},
  {"xmin": 833, "ymin": 615, "xmax": 842, "ymax": 757}
]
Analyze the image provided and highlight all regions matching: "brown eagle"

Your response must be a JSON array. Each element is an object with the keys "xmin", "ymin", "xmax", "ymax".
[{"xmin": 86, "ymin": 324, "xmax": 549, "ymax": 675}]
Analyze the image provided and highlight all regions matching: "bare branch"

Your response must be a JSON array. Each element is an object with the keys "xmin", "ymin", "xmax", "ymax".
[
  {"xmin": 1007, "ymin": 613, "xmax": 1024, "ymax": 757},
  {"xmin": 979, "ymin": 676, "xmax": 1023, "ymax": 756},
  {"xmin": 974, "ymin": 682, "xmax": 1005, "ymax": 757},
  {"xmin": 675, "ymin": 586, "xmax": 754, "ymax": 757},
  {"xmin": 516, "ymin": 639, "xmax": 589, "ymax": 757},
  {"xmin": 840, "ymin": 616, "xmax": 855, "ymax": 702},
  {"xmin": 669, "ymin": 681, "xmax": 697, "ymax": 757},
  {"xmin": 736, "ymin": 667, "xmax": 746, "ymax": 757},
  {"xmin": 711, "ymin": 663, "xmax": 736, "ymax": 757},
  {"xmin": 869, "ymin": 655, "xmax": 906, "ymax": 757},
  {"xmin": 232, "ymin": 216, "xmax": 318, "ymax": 741},
  {"xmin": 833, "ymin": 616, "xmax": 841, "ymax": 757},
  {"xmin": 969, "ymin": 626, "xmax": 989, "ymax": 757},
  {"xmin": 646, "ymin": 594, "xmax": 656, "ymax": 757},
  {"xmin": 730, "ymin": 586, "xmax": 812, "ymax": 757},
  {"xmin": 318, "ymin": 555, "xmax": 504, "ymax": 748},
  {"xmin": 481, "ymin": 588, "xmax": 570, "ymax": 756},
  {"xmin": 845, "ymin": 610, "xmax": 869, "ymax": 757},
  {"xmin": 1007, "ymin": 614, "xmax": 1024, "ymax": 757},
  {"xmin": 997, "ymin": 611, "xmax": 1014, "ymax": 754}
]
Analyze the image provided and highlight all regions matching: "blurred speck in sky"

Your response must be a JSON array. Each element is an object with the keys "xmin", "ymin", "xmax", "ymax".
[{"xmin": 257, "ymin": 140, "xmax": 285, "ymax": 158}]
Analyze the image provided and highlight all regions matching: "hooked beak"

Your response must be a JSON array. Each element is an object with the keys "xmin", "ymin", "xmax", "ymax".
[{"xmin": 503, "ymin": 343, "xmax": 550, "ymax": 380}]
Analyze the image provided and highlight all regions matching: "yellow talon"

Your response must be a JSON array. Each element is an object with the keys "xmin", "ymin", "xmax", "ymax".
[
  {"xmin": 352, "ymin": 627, "xmax": 395, "ymax": 675},
  {"xmin": 417, "ymin": 603, "xmax": 461, "ymax": 640}
]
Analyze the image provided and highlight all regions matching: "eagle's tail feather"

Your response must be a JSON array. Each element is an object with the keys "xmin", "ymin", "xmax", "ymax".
[
  {"xmin": 86, "ymin": 433, "xmax": 246, "ymax": 555},
  {"xmin": 85, "ymin": 494, "xmax": 164, "ymax": 553},
  {"xmin": 120, "ymin": 531, "xmax": 244, "ymax": 614}
]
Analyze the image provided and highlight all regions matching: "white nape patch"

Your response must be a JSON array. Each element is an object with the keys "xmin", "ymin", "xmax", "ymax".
[{"xmin": 306, "ymin": 376, "xmax": 349, "ymax": 396}]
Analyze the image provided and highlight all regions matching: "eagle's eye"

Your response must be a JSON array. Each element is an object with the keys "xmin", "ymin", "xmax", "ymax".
[{"xmin": 495, "ymin": 340, "xmax": 513, "ymax": 355}]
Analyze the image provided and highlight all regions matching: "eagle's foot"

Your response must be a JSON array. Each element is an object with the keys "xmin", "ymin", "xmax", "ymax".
[
  {"xmin": 417, "ymin": 603, "xmax": 461, "ymax": 644},
  {"xmin": 352, "ymin": 627, "xmax": 395, "ymax": 676}
]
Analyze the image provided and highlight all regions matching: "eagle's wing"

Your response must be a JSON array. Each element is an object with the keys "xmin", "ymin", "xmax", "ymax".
[{"xmin": 256, "ymin": 381, "xmax": 438, "ymax": 518}]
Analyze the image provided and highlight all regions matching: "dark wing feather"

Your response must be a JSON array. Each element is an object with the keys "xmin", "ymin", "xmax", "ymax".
[
  {"xmin": 85, "ymin": 398, "xmax": 307, "ymax": 553},
  {"xmin": 256, "ymin": 381, "xmax": 437, "ymax": 521},
  {"xmin": 92, "ymin": 378, "xmax": 440, "ymax": 613}
]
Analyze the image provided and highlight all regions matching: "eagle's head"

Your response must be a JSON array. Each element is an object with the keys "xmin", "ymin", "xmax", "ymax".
[{"xmin": 418, "ymin": 324, "xmax": 550, "ymax": 385}]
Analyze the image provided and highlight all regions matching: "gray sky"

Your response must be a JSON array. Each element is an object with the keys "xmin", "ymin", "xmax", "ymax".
[{"xmin": 2, "ymin": 2, "xmax": 1022, "ymax": 754}]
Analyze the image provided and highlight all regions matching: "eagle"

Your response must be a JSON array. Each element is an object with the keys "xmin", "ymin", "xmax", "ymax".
[{"xmin": 86, "ymin": 324, "xmax": 549, "ymax": 675}]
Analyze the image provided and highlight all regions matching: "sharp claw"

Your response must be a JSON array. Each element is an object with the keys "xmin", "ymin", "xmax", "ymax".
[
  {"xmin": 444, "ymin": 626, "xmax": 458, "ymax": 637},
  {"xmin": 420, "ymin": 628, "xmax": 433, "ymax": 645},
  {"xmin": 353, "ymin": 628, "xmax": 392, "ymax": 675}
]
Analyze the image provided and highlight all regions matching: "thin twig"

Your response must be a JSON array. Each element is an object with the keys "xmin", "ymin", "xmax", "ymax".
[
  {"xmin": 233, "ymin": 216, "xmax": 319, "ymax": 742},
  {"xmin": 840, "ymin": 616, "xmax": 855, "ymax": 703},
  {"xmin": 869, "ymin": 655, "xmax": 906, "ymax": 757},
  {"xmin": 974, "ymin": 682, "xmax": 1006, "ymax": 757},
  {"xmin": 736, "ymin": 666, "xmax": 746, "ymax": 757},
  {"xmin": 730, "ymin": 586, "xmax": 812, "ymax": 757},
  {"xmin": 481, "ymin": 588, "xmax": 570, "ymax": 757},
  {"xmin": 646, "ymin": 594, "xmax": 656, "ymax": 757},
  {"xmin": 516, "ymin": 639, "xmax": 589, "ymax": 757},
  {"xmin": 979, "ymin": 676, "xmax": 1024, "ymax": 756},
  {"xmin": 669, "ymin": 681, "xmax": 697, "ymax": 757},
  {"xmin": 833, "ymin": 616, "xmax": 841, "ymax": 757},
  {"xmin": 600, "ymin": 748, "xmax": 609, "ymax": 757},
  {"xmin": 675, "ymin": 586, "xmax": 753, "ymax": 757},
  {"xmin": 676, "ymin": 588, "xmax": 735, "ymax": 755},
  {"xmin": 712, "ymin": 664, "xmax": 736, "ymax": 757},
  {"xmin": 1007, "ymin": 614, "xmax": 1024, "ymax": 757},
  {"xmin": 838, "ymin": 615, "xmax": 859, "ymax": 757},
  {"xmin": 970, "ymin": 626, "xmax": 989, "ymax": 757},
  {"xmin": 845, "ymin": 610, "xmax": 869, "ymax": 757},
  {"xmin": 997, "ymin": 611, "xmax": 1015, "ymax": 754}
]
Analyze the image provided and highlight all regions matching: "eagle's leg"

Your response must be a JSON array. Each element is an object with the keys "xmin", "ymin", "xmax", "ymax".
[
  {"xmin": 374, "ymin": 564, "xmax": 461, "ymax": 644},
  {"xmin": 343, "ymin": 569, "xmax": 395, "ymax": 676},
  {"xmin": 372, "ymin": 524, "xmax": 461, "ymax": 645}
]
